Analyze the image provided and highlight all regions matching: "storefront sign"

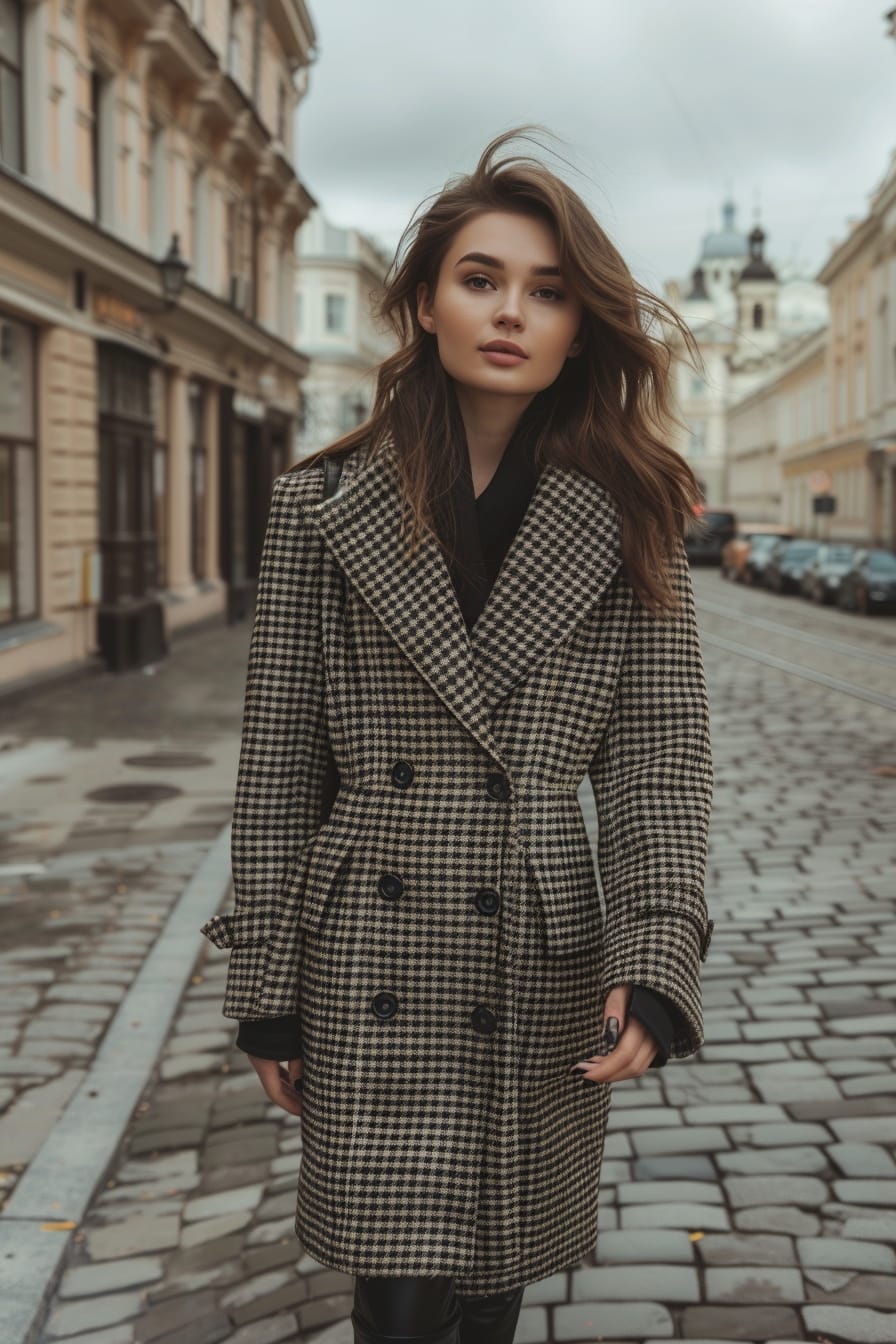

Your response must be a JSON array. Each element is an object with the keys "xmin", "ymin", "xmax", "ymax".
[{"xmin": 95, "ymin": 292, "xmax": 143, "ymax": 332}]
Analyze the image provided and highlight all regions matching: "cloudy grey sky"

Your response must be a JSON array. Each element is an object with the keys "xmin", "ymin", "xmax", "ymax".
[{"xmin": 299, "ymin": 0, "xmax": 896, "ymax": 293}]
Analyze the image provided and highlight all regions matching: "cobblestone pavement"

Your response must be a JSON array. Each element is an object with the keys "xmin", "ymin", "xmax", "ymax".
[
  {"xmin": 16, "ymin": 576, "xmax": 896, "ymax": 1343},
  {"xmin": 0, "ymin": 619, "xmax": 248, "ymax": 1205}
]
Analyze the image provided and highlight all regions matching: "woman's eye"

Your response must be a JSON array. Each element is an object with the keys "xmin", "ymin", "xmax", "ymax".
[{"xmin": 463, "ymin": 275, "xmax": 564, "ymax": 301}]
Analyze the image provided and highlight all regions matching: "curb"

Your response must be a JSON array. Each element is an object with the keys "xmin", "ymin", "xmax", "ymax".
[{"xmin": 0, "ymin": 824, "xmax": 233, "ymax": 1344}]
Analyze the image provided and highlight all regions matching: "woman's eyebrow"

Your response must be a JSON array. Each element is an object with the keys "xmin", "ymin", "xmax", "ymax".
[{"xmin": 454, "ymin": 251, "xmax": 561, "ymax": 277}]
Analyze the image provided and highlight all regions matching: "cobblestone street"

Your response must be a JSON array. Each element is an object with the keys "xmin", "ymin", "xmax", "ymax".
[{"xmin": 4, "ymin": 574, "xmax": 896, "ymax": 1343}]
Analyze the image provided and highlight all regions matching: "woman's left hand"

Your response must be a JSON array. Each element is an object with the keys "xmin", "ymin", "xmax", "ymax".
[{"xmin": 569, "ymin": 983, "xmax": 658, "ymax": 1082}]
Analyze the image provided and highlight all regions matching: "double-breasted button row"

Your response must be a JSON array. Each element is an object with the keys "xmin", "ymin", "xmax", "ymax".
[
  {"xmin": 370, "ymin": 994, "xmax": 498, "ymax": 1036},
  {"xmin": 377, "ymin": 878, "xmax": 500, "ymax": 917},
  {"xmin": 390, "ymin": 761, "xmax": 511, "ymax": 802}
]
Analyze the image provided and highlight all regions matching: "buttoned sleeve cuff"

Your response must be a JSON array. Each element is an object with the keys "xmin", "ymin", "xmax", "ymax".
[
  {"xmin": 627, "ymin": 983, "xmax": 681, "ymax": 1069},
  {"xmin": 236, "ymin": 1014, "xmax": 302, "ymax": 1060},
  {"xmin": 601, "ymin": 910, "xmax": 712, "ymax": 1060}
]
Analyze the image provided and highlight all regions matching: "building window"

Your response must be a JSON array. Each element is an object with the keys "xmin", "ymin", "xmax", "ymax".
[
  {"xmin": 189, "ymin": 165, "xmax": 209, "ymax": 286},
  {"xmin": 836, "ymin": 366, "xmax": 847, "ymax": 429},
  {"xmin": 325, "ymin": 293, "xmax": 347, "ymax": 333},
  {"xmin": 0, "ymin": 315, "xmax": 37, "ymax": 624},
  {"xmin": 227, "ymin": 1, "xmax": 241, "ymax": 79},
  {"xmin": 188, "ymin": 381, "xmax": 206, "ymax": 581},
  {"xmin": 752, "ymin": 302, "xmax": 764, "ymax": 330},
  {"xmin": 854, "ymin": 361, "xmax": 866, "ymax": 423},
  {"xmin": 150, "ymin": 125, "xmax": 168, "ymax": 256},
  {"xmin": 90, "ymin": 66, "xmax": 115, "ymax": 227},
  {"xmin": 0, "ymin": 0, "xmax": 23, "ymax": 171}
]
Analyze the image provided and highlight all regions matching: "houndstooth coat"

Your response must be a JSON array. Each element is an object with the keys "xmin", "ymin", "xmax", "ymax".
[{"xmin": 201, "ymin": 437, "xmax": 714, "ymax": 1295}]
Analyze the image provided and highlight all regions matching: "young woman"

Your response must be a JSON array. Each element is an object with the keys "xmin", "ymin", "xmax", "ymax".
[{"xmin": 201, "ymin": 127, "xmax": 714, "ymax": 1344}]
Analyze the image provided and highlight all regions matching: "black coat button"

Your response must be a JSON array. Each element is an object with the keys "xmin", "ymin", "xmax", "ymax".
[
  {"xmin": 471, "ymin": 1005, "xmax": 498, "ymax": 1035},
  {"xmin": 474, "ymin": 888, "xmax": 501, "ymax": 916},
  {"xmin": 378, "ymin": 873, "xmax": 404, "ymax": 900},
  {"xmin": 391, "ymin": 760, "xmax": 414, "ymax": 788},
  {"xmin": 372, "ymin": 992, "xmax": 399, "ymax": 1020},
  {"xmin": 485, "ymin": 772, "xmax": 510, "ymax": 801}
]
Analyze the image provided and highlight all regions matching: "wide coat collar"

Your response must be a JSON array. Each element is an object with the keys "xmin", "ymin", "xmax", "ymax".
[{"xmin": 303, "ymin": 439, "xmax": 624, "ymax": 770}]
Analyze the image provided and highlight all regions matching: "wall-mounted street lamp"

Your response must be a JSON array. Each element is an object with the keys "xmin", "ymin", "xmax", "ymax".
[
  {"xmin": 134, "ymin": 234, "xmax": 190, "ymax": 318},
  {"xmin": 159, "ymin": 234, "xmax": 189, "ymax": 307}
]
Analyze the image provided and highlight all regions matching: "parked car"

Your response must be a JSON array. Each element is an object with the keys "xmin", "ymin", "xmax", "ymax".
[
  {"xmin": 742, "ymin": 533, "xmax": 793, "ymax": 586},
  {"xmin": 837, "ymin": 548, "xmax": 896, "ymax": 615},
  {"xmin": 799, "ymin": 543, "xmax": 858, "ymax": 605},
  {"xmin": 722, "ymin": 525, "xmax": 795, "ymax": 581},
  {"xmin": 764, "ymin": 539, "xmax": 822, "ymax": 593},
  {"xmin": 685, "ymin": 508, "xmax": 738, "ymax": 565}
]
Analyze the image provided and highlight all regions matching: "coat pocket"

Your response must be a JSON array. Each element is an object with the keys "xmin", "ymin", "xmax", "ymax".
[{"xmin": 524, "ymin": 802, "xmax": 604, "ymax": 956}]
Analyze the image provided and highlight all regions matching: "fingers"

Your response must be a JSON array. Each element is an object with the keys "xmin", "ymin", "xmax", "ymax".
[
  {"xmin": 571, "ymin": 1019, "xmax": 657, "ymax": 1083},
  {"xmin": 247, "ymin": 1055, "xmax": 304, "ymax": 1117}
]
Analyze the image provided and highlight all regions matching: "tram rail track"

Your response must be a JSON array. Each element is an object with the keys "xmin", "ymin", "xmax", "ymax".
[{"xmin": 693, "ymin": 587, "xmax": 896, "ymax": 714}]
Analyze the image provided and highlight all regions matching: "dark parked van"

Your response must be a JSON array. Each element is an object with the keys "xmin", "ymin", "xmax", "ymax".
[{"xmin": 685, "ymin": 506, "xmax": 738, "ymax": 565}]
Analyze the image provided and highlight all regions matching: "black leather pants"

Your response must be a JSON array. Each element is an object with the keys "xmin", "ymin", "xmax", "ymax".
[{"xmin": 351, "ymin": 1274, "xmax": 525, "ymax": 1343}]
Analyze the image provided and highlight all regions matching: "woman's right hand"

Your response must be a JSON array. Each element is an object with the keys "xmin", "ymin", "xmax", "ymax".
[{"xmin": 246, "ymin": 1054, "xmax": 303, "ymax": 1117}]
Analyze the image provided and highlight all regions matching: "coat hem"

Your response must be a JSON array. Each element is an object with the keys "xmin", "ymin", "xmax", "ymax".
[{"xmin": 294, "ymin": 1211, "xmax": 596, "ymax": 1297}]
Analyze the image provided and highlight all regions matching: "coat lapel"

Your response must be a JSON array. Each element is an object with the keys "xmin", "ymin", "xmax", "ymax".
[
  {"xmin": 302, "ymin": 440, "xmax": 623, "ymax": 765},
  {"xmin": 469, "ymin": 458, "xmax": 623, "ymax": 704}
]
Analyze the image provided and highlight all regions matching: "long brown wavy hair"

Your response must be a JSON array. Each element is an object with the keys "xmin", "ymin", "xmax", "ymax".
[{"xmin": 291, "ymin": 125, "xmax": 706, "ymax": 615}]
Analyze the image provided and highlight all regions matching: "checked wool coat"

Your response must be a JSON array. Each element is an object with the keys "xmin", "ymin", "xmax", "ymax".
[{"xmin": 201, "ymin": 435, "xmax": 715, "ymax": 1295}]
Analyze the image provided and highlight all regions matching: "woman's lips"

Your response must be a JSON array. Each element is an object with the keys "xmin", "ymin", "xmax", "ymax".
[{"xmin": 479, "ymin": 350, "xmax": 528, "ymax": 366}]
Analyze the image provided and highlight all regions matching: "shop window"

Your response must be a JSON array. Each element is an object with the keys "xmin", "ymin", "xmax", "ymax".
[
  {"xmin": 0, "ymin": 0, "xmax": 23, "ymax": 171},
  {"xmin": 97, "ymin": 345, "xmax": 157, "ymax": 605},
  {"xmin": 0, "ymin": 315, "xmax": 37, "ymax": 623},
  {"xmin": 188, "ymin": 381, "xmax": 207, "ymax": 581}
]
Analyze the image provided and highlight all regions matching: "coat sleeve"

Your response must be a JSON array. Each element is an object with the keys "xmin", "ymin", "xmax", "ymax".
[
  {"xmin": 588, "ymin": 536, "xmax": 714, "ymax": 1061},
  {"xmin": 200, "ymin": 472, "xmax": 330, "ymax": 1019}
]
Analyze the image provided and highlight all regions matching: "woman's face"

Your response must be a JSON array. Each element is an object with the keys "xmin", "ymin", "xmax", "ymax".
[{"xmin": 416, "ymin": 210, "xmax": 584, "ymax": 400}]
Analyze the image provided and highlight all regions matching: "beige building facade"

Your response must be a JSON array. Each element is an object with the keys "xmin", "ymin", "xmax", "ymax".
[
  {"xmin": 294, "ymin": 206, "xmax": 396, "ymax": 458},
  {"xmin": 726, "ymin": 187, "xmax": 890, "ymax": 547},
  {"xmin": 0, "ymin": 0, "xmax": 316, "ymax": 688}
]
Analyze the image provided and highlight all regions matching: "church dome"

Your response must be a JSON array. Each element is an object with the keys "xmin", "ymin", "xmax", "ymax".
[
  {"xmin": 738, "ymin": 224, "xmax": 777, "ymax": 283},
  {"xmin": 700, "ymin": 200, "xmax": 748, "ymax": 260}
]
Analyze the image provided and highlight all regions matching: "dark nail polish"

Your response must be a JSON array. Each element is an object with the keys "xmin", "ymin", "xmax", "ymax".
[{"xmin": 604, "ymin": 1016, "xmax": 619, "ymax": 1049}]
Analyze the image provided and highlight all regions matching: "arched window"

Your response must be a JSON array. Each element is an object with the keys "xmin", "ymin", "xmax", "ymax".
[{"xmin": 752, "ymin": 303, "xmax": 764, "ymax": 330}]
